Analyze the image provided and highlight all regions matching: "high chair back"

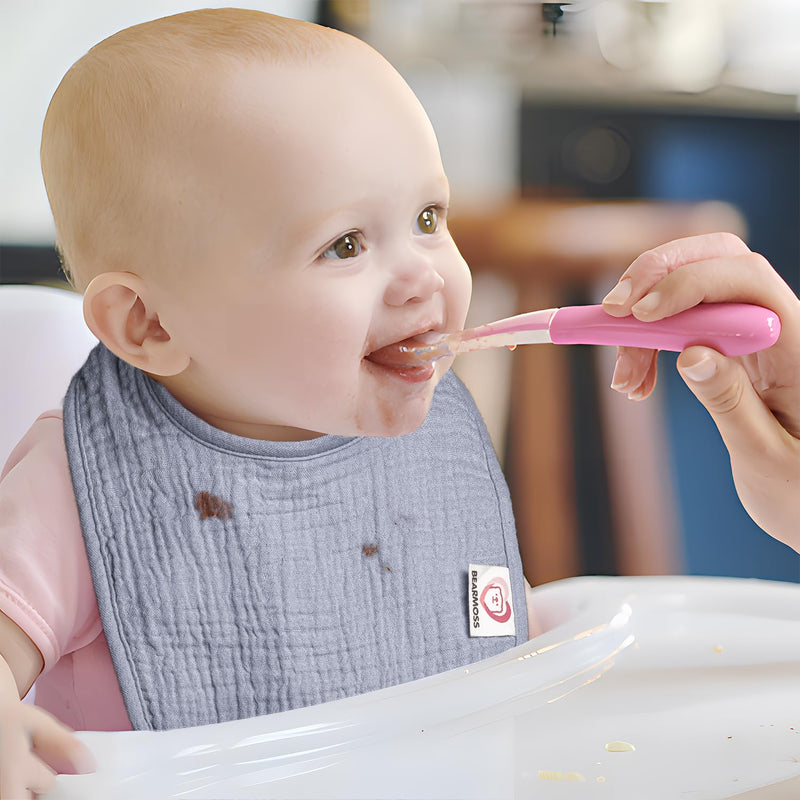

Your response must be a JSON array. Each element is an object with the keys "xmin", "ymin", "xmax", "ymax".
[{"xmin": 0, "ymin": 284, "xmax": 96, "ymax": 467}]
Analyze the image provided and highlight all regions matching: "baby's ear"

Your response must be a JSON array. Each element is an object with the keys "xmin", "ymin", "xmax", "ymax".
[{"xmin": 82, "ymin": 272, "xmax": 190, "ymax": 376}]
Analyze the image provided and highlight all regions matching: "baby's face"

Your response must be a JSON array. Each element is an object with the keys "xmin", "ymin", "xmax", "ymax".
[{"xmin": 154, "ymin": 45, "xmax": 471, "ymax": 439}]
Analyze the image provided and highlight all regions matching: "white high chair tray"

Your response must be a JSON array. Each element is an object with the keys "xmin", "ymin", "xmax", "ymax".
[{"xmin": 48, "ymin": 575, "xmax": 800, "ymax": 799}]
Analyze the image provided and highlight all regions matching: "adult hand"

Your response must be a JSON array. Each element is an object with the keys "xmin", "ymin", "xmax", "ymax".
[{"xmin": 601, "ymin": 232, "xmax": 800, "ymax": 551}]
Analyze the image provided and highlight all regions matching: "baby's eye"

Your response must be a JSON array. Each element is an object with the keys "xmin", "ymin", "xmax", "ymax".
[
  {"xmin": 416, "ymin": 207, "xmax": 438, "ymax": 235},
  {"xmin": 323, "ymin": 233, "xmax": 363, "ymax": 260}
]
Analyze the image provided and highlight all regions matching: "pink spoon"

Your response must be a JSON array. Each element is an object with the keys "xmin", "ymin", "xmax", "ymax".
[{"xmin": 368, "ymin": 303, "xmax": 780, "ymax": 368}]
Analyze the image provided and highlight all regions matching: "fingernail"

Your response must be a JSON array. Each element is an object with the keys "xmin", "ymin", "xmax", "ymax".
[
  {"xmin": 610, "ymin": 353, "xmax": 633, "ymax": 392},
  {"xmin": 681, "ymin": 354, "xmax": 717, "ymax": 383},
  {"xmin": 603, "ymin": 278, "xmax": 632, "ymax": 306},
  {"xmin": 631, "ymin": 291, "xmax": 660, "ymax": 316}
]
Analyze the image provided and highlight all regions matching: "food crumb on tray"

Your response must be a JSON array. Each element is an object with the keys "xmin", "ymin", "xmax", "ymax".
[{"xmin": 605, "ymin": 740, "xmax": 636, "ymax": 752}]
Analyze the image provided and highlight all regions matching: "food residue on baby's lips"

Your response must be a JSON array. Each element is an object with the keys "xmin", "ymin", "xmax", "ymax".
[
  {"xmin": 364, "ymin": 356, "xmax": 436, "ymax": 384},
  {"xmin": 364, "ymin": 330, "xmax": 446, "ymax": 383}
]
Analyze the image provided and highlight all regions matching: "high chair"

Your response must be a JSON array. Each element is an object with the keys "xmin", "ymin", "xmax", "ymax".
[
  {"xmin": 3, "ymin": 281, "xmax": 799, "ymax": 800},
  {"xmin": 0, "ymin": 283, "xmax": 96, "ymax": 706},
  {"xmin": 0, "ymin": 283, "xmax": 96, "ymax": 471}
]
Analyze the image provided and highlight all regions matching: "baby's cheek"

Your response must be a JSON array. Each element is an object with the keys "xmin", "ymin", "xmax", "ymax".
[{"xmin": 446, "ymin": 255, "xmax": 472, "ymax": 328}]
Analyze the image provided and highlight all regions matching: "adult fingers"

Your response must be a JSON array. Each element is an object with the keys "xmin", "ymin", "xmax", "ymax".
[
  {"xmin": 606, "ymin": 249, "xmax": 791, "ymax": 324},
  {"xmin": 676, "ymin": 346, "xmax": 794, "ymax": 467},
  {"xmin": 610, "ymin": 346, "xmax": 658, "ymax": 400},
  {"xmin": 627, "ymin": 252, "xmax": 797, "ymax": 325},
  {"xmin": 603, "ymin": 232, "xmax": 751, "ymax": 317}
]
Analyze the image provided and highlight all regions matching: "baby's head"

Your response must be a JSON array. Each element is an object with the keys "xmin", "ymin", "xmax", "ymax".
[{"xmin": 41, "ymin": 9, "xmax": 471, "ymax": 440}]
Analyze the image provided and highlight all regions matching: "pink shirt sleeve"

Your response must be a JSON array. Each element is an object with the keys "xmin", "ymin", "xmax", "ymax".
[{"xmin": 0, "ymin": 412, "xmax": 102, "ymax": 672}]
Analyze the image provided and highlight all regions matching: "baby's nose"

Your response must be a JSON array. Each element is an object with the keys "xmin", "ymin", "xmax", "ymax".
[{"xmin": 383, "ymin": 259, "xmax": 445, "ymax": 307}]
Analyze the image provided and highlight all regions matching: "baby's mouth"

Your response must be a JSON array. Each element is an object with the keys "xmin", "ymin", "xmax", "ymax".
[
  {"xmin": 366, "ymin": 330, "xmax": 450, "ymax": 370},
  {"xmin": 364, "ymin": 331, "xmax": 442, "ymax": 382}
]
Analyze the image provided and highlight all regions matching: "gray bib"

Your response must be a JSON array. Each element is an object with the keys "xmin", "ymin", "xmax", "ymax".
[{"xmin": 63, "ymin": 345, "xmax": 527, "ymax": 731}]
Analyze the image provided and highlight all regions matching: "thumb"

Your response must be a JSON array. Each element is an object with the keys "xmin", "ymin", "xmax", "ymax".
[{"xmin": 676, "ymin": 346, "xmax": 785, "ymax": 463}]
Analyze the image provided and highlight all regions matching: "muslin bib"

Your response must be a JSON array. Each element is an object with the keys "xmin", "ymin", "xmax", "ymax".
[{"xmin": 63, "ymin": 344, "xmax": 527, "ymax": 730}]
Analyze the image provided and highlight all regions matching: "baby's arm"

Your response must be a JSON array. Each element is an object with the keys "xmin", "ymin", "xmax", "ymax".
[
  {"xmin": 601, "ymin": 232, "xmax": 800, "ymax": 552},
  {"xmin": 0, "ymin": 611, "xmax": 94, "ymax": 798}
]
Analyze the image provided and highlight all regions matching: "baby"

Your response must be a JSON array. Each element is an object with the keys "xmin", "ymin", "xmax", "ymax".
[{"xmin": 0, "ymin": 9, "xmax": 529, "ymax": 796}]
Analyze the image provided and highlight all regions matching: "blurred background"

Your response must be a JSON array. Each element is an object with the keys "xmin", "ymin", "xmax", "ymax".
[{"xmin": 1, "ymin": 0, "xmax": 798, "ymax": 585}]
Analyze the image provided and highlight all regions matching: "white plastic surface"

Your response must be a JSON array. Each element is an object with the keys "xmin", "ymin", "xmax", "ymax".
[
  {"xmin": 0, "ymin": 284, "xmax": 97, "ymax": 464},
  {"xmin": 46, "ymin": 575, "xmax": 800, "ymax": 799}
]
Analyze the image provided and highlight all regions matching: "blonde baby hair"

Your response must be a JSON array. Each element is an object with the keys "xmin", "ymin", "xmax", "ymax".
[{"xmin": 41, "ymin": 9, "xmax": 347, "ymax": 291}]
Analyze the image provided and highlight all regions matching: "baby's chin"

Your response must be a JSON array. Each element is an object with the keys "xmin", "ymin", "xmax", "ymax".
[
  {"xmin": 358, "ymin": 415, "xmax": 428, "ymax": 439},
  {"xmin": 315, "ymin": 360, "xmax": 449, "ymax": 438},
  {"xmin": 350, "ymin": 385, "xmax": 439, "ymax": 438}
]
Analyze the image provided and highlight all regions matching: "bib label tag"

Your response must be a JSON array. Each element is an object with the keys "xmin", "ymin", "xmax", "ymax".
[{"xmin": 468, "ymin": 564, "xmax": 515, "ymax": 637}]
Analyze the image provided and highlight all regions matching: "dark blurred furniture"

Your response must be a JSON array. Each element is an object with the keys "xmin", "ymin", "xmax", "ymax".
[
  {"xmin": 450, "ymin": 198, "xmax": 746, "ymax": 586},
  {"xmin": 509, "ymin": 99, "xmax": 800, "ymax": 584},
  {"xmin": 0, "ymin": 245, "xmax": 64, "ymax": 285}
]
